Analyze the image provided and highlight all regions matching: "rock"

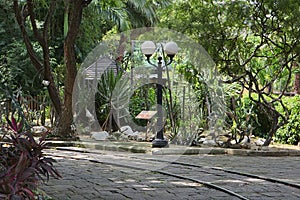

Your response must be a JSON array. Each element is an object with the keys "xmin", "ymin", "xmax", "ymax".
[
  {"xmin": 137, "ymin": 136, "xmax": 144, "ymax": 142},
  {"xmin": 203, "ymin": 139, "xmax": 217, "ymax": 146},
  {"xmin": 198, "ymin": 137, "xmax": 206, "ymax": 143},
  {"xmin": 149, "ymin": 134, "xmax": 156, "ymax": 141},
  {"xmin": 241, "ymin": 136, "xmax": 251, "ymax": 145},
  {"xmin": 120, "ymin": 126, "xmax": 134, "ymax": 135},
  {"xmin": 91, "ymin": 131, "xmax": 109, "ymax": 140},
  {"xmin": 255, "ymin": 138, "xmax": 265, "ymax": 146},
  {"xmin": 31, "ymin": 126, "xmax": 47, "ymax": 136},
  {"xmin": 128, "ymin": 132, "xmax": 139, "ymax": 140},
  {"xmin": 240, "ymin": 136, "xmax": 251, "ymax": 149}
]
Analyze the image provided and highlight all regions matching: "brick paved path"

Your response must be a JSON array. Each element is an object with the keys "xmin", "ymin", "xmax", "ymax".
[{"xmin": 41, "ymin": 148, "xmax": 300, "ymax": 200}]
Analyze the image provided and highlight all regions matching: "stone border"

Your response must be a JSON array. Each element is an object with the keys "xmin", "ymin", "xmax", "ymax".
[{"xmin": 45, "ymin": 140, "xmax": 300, "ymax": 156}]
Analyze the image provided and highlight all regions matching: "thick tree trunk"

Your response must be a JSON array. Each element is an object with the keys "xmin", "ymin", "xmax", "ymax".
[
  {"xmin": 53, "ymin": 0, "xmax": 84, "ymax": 138},
  {"xmin": 14, "ymin": 0, "xmax": 92, "ymax": 138},
  {"xmin": 262, "ymin": 104, "xmax": 280, "ymax": 146},
  {"xmin": 263, "ymin": 120, "xmax": 279, "ymax": 146}
]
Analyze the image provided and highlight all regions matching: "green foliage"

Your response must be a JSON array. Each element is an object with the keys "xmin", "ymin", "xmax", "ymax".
[
  {"xmin": 231, "ymin": 93, "xmax": 283, "ymax": 139},
  {"xmin": 95, "ymin": 0, "xmax": 171, "ymax": 31},
  {"xmin": 0, "ymin": 87, "xmax": 31, "ymax": 129},
  {"xmin": 95, "ymin": 70, "xmax": 130, "ymax": 131},
  {"xmin": 159, "ymin": 0, "xmax": 300, "ymax": 145},
  {"xmin": 160, "ymin": 0, "xmax": 300, "ymax": 78},
  {"xmin": 128, "ymin": 83, "xmax": 181, "ymax": 133},
  {"xmin": 77, "ymin": 4, "xmax": 114, "ymax": 61},
  {"xmin": 0, "ymin": 116, "xmax": 61, "ymax": 199},
  {"xmin": 175, "ymin": 62, "xmax": 209, "ymax": 127},
  {"xmin": 129, "ymin": 84, "xmax": 156, "ymax": 127},
  {"xmin": 0, "ymin": 1, "xmax": 40, "ymax": 97},
  {"xmin": 1, "ymin": 41, "xmax": 45, "ymax": 96},
  {"xmin": 275, "ymin": 95, "xmax": 300, "ymax": 145},
  {"xmin": 235, "ymin": 93, "xmax": 269, "ymax": 138},
  {"xmin": 76, "ymin": 0, "xmax": 172, "ymax": 60},
  {"xmin": 229, "ymin": 94, "xmax": 300, "ymax": 145}
]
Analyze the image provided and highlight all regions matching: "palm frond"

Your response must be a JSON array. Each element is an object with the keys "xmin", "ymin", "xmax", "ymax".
[
  {"xmin": 94, "ymin": 0, "xmax": 172, "ymax": 31},
  {"xmin": 96, "ymin": 2, "xmax": 131, "ymax": 30},
  {"xmin": 125, "ymin": 0, "xmax": 157, "ymax": 27}
]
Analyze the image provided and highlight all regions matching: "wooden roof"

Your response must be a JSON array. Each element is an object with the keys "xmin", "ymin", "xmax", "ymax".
[{"xmin": 83, "ymin": 56, "xmax": 118, "ymax": 80}]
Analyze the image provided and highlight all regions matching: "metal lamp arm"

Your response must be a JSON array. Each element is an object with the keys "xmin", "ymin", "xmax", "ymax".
[
  {"xmin": 146, "ymin": 56, "xmax": 158, "ymax": 68},
  {"xmin": 165, "ymin": 55, "xmax": 174, "ymax": 67}
]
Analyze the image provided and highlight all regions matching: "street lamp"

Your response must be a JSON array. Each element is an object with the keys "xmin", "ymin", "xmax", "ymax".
[{"xmin": 141, "ymin": 41, "xmax": 178, "ymax": 148}]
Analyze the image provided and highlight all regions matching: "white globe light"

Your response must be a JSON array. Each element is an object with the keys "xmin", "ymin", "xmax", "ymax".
[
  {"xmin": 141, "ymin": 41, "xmax": 156, "ymax": 56},
  {"xmin": 164, "ymin": 42, "xmax": 178, "ymax": 56}
]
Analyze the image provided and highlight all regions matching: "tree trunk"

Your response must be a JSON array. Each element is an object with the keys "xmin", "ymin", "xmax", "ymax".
[
  {"xmin": 295, "ymin": 73, "xmax": 300, "ymax": 95},
  {"xmin": 262, "ymin": 104, "xmax": 280, "ymax": 146},
  {"xmin": 53, "ymin": 0, "xmax": 84, "ymax": 138},
  {"xmin": 13, "ymin": 0, "xmax": 92, "ymax": 139},
  {"xmin": 263, "ymin": 120, "xmax": 279, "ymax": 146},
  {"xmin": 13, "ymin": 0, "xmax": 63, "ymax": 118}
]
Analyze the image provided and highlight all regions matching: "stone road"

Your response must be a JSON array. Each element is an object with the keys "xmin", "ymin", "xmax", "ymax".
[{"xmin": 40, "ymin": 147, "xmax": 300, "ymax": 200}]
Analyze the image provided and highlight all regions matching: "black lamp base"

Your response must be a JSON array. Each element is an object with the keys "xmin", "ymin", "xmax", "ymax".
[{"xmin": 152, "ymin": 138, "xmax": 168, "ymax": 148}]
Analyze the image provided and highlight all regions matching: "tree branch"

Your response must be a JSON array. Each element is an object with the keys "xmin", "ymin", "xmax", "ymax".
[
  {"xmin": 13, "ymin": 0, "xmax": 43, "ymax": 71},
  {"xmin": 43, "ymin": 0, "xmax": 56, "ymax": 41},
  {"xmin": 27, "ymin": 0, "xmax": 43, "ymax": 44}
]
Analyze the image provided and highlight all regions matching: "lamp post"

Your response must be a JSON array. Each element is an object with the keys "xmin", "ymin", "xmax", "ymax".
[{"xmin": 141, "ymin": 41, "xmax": 178, "ymax": 148}]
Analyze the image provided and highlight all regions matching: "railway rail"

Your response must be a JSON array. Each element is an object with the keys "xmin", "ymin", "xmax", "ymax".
[{"xmin": 44, "ymin": 147, "xmax": 300, "ymax": 199}]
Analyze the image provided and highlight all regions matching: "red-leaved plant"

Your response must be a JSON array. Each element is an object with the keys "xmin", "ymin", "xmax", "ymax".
[{"xmin": 0, "ymin": 116, "xmax": 61, "ymax": 199}]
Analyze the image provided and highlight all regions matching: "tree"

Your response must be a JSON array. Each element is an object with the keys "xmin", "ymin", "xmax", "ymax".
[
  {"xmin": 12, "ymin": 0, "xmax": 171, "ymax": 138},
  {"xmin": 160, "ymin": 0, "xmax": 300, "ymax": 145},
  {"xmin": 0, "ymin": 1, "xmax": 43, "ymax": 97},
  {"xmin": 12, "ymin": 0, "xmax": 87, "ymax": 138}
]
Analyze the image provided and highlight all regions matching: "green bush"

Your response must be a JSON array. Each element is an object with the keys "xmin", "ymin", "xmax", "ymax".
[
  {"xmin": 237, "ymin": 93, "xmax": 270, "ymax": 138},
  {"xmin": 275, "ymin": 95, "xmax": 300, "ymax": 145},
  {"xmin": 238, "ymin": 94, "xmax": 300, "ymax": 145},
  {"xmin": 129, "ymin": 85, "xmax": 156, "ymax": 127}
]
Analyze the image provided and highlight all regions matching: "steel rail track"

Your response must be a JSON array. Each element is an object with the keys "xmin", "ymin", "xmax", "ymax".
[
  {"xmin": 49, "ymin": 149, "xmax": 250, "ymax": 200},
  {"xmin": 54, "ymin": 147, "xmax": 300, "ymax": 190}
]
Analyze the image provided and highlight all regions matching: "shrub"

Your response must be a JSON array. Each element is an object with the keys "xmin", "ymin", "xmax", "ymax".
[
  {"xmin": 237, "ymin": 93, "xmax": 283, "ymax": 139},
  {"xmin": 232, "ymin": 93, "xmax": 267, "ymax": 138},
  {"xmin": 238, "ymin": 94, "xmax": 300, "ymax": 145},
  {"xmin": 129, "ymin": 85, "xmax": 156, "ymax": 127},
  {"xmin": 275, "ymin": 95, "xmax": 300, "ymax": 145},
  {"xmin": 0, "ymin": 116, "xmax": 61, "ymax": 199}
]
